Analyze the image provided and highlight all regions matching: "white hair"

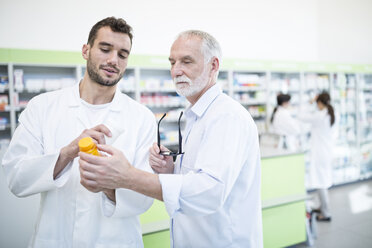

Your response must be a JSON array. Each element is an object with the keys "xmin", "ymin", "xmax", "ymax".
[{"xmin": 176, "ymin": 30, "xmax": 222, "ymax": 64}]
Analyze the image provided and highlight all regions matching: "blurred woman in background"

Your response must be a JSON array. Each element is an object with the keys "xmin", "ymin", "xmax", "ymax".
[
  {"xmin": 299, "ymin": 92, "xmax": 336, "ymax": 222},
  {"xmin": 271, "ymin": 93, "xmax": 301, "ymax": 151}
]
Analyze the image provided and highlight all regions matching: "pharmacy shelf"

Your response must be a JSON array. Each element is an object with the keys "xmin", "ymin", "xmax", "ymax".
[
  {"xmin": 232, "ymin": 70, "xmax": 267, "ymax": 135},
  {"xmin": 0, "ymin": 64, "xmax": 11, "ymax": 143},
  {"xmin": 1, "ymin": 49, "xmax": 372, "ymax": 185}
]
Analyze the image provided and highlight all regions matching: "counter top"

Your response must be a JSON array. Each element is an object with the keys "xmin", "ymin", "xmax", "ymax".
[{"xmin": 260, "ymin": 147, "xmax": 305, "ymax": 159}]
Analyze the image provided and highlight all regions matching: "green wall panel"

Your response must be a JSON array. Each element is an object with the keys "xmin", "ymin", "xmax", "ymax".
[
  {"xmin": 0, "ymin": 48, "xmax": 84, "ymax": 64},
  {"xmin": 143, "ymin": 230, "xmax": 170, "ymax": 248},
  {"xmin": 128, "ymin": 54, "xmax": 169, "ymax": 68},
  {"xmin": 262, "ymin": 201, "xmax": 306, "ymax": 248},
  {"xmin": 261, "ymin": 154, "xmax": 305, "ymax": 201},
  {"xmin": 0, "ymin": 49, "xmax": 10, "ymax": 63},
  {"xmin": 140, "ymin": 199, "xmax": 169, "ymax": 224}
]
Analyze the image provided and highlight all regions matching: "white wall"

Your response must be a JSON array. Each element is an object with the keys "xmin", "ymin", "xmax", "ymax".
[
  {"xmin": 1, "ymin": 0, "xmax": 371, "ymax": 63},
  {"xmin": 318, "ymin": 0, "xmax": 372, "ymax": 64},
  {"xmin": 0, "ymin": 0, "xmax": 318, "ymax": 62}
]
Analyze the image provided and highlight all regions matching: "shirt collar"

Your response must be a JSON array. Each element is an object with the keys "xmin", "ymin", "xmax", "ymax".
[{"xmin": 185, "ymin": 84, "xmax": 222, "ymax": 118}]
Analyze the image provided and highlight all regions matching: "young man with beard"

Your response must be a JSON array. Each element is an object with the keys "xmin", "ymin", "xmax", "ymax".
[
  {"xmin": 79, "ymin": 30, "xmax": 263, "ymax": 247},
  {"xmin": 2, "ymin": 17, "xmax": 156, "ymax": 248}
]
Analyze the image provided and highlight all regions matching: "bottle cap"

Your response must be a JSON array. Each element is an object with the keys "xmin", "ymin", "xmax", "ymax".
[{"xmin": 78, "ymin": 137, "xmax": 95, "ymax": 152}]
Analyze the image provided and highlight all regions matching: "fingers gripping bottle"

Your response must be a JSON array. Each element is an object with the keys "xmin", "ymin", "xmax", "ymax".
[{"xmin": 78, "ymin": 137, "xmax": 100, "ymax": 156}]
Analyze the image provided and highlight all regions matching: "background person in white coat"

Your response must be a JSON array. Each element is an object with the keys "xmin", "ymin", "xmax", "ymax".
[
  {"xmin": 2, "ymin": 17, "xmax": 156, "ymax": 247},
  {"xmin": 270, "ymin": 93, "xmax": 301, "ymax": 151},
  {"xmin": 299, "ymin": 92, "xmax": 336, "ymax": 222},
  {"xmin": 79, "ymin": 30, "xmax": 263, "ymax": 247}
]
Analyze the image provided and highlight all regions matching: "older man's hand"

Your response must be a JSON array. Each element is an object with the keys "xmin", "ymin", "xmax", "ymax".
[{"xmin": 149, "ymin": 143, "xmax": 174, "ymax": 174}]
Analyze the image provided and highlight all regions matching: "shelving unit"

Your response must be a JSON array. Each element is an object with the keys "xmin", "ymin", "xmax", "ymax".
[
  {"xmin": 268, "ymin": 71, "xmax": 301, "ymax": 119},
  {"xmin": 217, "ymin": 70, "xmax": 230, "ymax": 95},
  {"xmin": 233, "ymin": 71, "xmax": 267, "ymax": 134},
  {"xmin": 139, "ymin": 68, "xmax": 186, "ymax": 150},
  {"xmin": 0, "ymin": 49, "xmax": 372, "ymax": 186},
  {"xmin": 303, "ymin": 72, "xmax": 330, "ymax": 96},
  {"xmin": 0, "ymin": 63, "xmax": 10, "ymax": 151},
  {"xmin": 331, "ymin": 73, "xmax": 359, "ymax": 184},
  {"xmin": 114, "ymin": 68, "xmax": 137, "ymax": 99},
  {"xmin": 358, "ymin": 73, "xmax": 372, "ymax": 179}
]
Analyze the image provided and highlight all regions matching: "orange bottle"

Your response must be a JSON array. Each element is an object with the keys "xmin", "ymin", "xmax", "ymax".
[{"xmin": 78, "ymin": 137, "xmax": 100, "ymax": 156}]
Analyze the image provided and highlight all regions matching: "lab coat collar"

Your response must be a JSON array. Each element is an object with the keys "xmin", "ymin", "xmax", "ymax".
[
  {"xmin": 186, "ymin": 84, "xmax": 222, "ymax": 118},
  {"xmin": 68, "ymin": 82, "xmax": 123, "ymax": 112},
  {"xmin": 68, "ymin": 82, "xmax": 125, "ymax": 129}
]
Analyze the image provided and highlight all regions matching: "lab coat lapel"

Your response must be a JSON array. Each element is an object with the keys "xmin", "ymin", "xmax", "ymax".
[
  {"xmin": 102, "ymin": 88, "xmax": 126, "ymax": 145},
  {"xmin": 68, "ymin": 84, "xmax": 90, "ymax": 129}
]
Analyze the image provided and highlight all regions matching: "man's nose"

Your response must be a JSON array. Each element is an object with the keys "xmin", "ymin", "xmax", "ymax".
[
  {"xmin": 171, "ymin": 63, "xmax": 184, "ymax": 78},
  {"xmin": 106, "ymin": 52, "xmax": 119, "ymax": 66}
]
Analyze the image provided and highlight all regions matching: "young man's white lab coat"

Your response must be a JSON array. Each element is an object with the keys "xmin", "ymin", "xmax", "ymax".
[{"xmin": 2, "ymin": 84, "xmax": 156, "ymax": 248}]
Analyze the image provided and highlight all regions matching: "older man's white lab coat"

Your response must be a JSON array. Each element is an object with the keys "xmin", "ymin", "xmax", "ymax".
[
  {"xmin": 159, "ymin": 85, "xmax": 263, "ymax": 248},
  {"xmin": 2, "ymin": 84, "xmax": 156, "ymax": 248}
]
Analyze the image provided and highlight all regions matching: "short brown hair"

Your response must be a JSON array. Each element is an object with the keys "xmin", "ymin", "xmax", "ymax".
[{"xmin": 87, "ymin": 17, "xmax": 133, "ymax": 46}]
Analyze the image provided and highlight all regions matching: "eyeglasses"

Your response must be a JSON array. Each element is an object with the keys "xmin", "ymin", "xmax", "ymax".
[{"xmin": 157, "ymin": 111, "xmax": 184, "ymax": 157}]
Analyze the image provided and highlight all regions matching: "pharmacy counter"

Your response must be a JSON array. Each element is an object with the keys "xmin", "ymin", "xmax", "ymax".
[
  {"xmin": 260, "ymin": 149, "xmax": 307, "ymax": 248},
  {"xmin": 140, "ymin": 150, "xmax": 307, "ymax": 248}
]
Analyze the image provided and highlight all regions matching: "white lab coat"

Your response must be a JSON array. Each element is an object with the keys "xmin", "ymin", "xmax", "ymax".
[
  {"xmin": 2, "ymin": 84, "xmax": 156, "ymax": 248},
  {"xmin": 271, "ymin": 106, "xmax": 301, "ymax": 151},
  {"xmin": 159, "ymin": 85, "xmax": 263, "ymax": 248},
  {"xmin": 299, "ymin": 109, "xmax": 334, "ymax": 189}
]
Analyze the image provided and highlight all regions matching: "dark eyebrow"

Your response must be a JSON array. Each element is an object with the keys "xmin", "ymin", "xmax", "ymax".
[
  {"xmin": 99, "ymin": 42, "xmax": 130, "ymax": 55},
  {"xmin": 120, "ymin": 48, "xmax": 130, "ymax": 55},
  {"xmin": 98, "ymin": 42, "xmax": 113, "ymax": 47}
]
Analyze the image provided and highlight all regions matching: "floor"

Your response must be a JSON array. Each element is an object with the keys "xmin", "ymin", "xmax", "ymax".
[{"xmin": 294, "ymin": 179, "xmax": 372, "ymax": 248}]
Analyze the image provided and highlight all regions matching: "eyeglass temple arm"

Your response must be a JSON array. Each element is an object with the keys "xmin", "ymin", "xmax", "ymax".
[
  {"xmin": 157, "ymin": 113, "xmax": 167, "ymax": 150},
  {"xmin": 178, "ymin": 111, "xmax": 184, "ymax": 153}
]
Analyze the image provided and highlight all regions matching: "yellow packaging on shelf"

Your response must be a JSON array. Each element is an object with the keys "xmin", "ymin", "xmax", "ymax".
[{"xmin": 78, "ymin": 137, "xmax": 100, "ymax": 156}]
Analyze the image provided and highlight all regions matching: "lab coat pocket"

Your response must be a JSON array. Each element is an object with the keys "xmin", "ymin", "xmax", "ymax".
[
  {"xmin": 104, "ymin": 119, "xmax": 125, "ymax": 146},
  {"xmin": 105, "ymin": 130, "xmax": 125, "ymax": 146}
]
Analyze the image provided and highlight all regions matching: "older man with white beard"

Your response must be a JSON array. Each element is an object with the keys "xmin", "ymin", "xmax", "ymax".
[{"xmin": 78, "ymin": 30, "xmax": 263, "ymax": 248}]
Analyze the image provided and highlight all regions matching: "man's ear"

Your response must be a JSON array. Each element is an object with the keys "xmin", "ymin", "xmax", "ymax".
[
  {"xmin": 211, "ymin": 56, "xmax": 220, "ymax": 73},
  {"xmin": 82, "ymin": 44, "xmax": 90, "ymax": 60},
  {"xmin": 209, "ymin": 56, "xmax": 220, "ymax": 80}
]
